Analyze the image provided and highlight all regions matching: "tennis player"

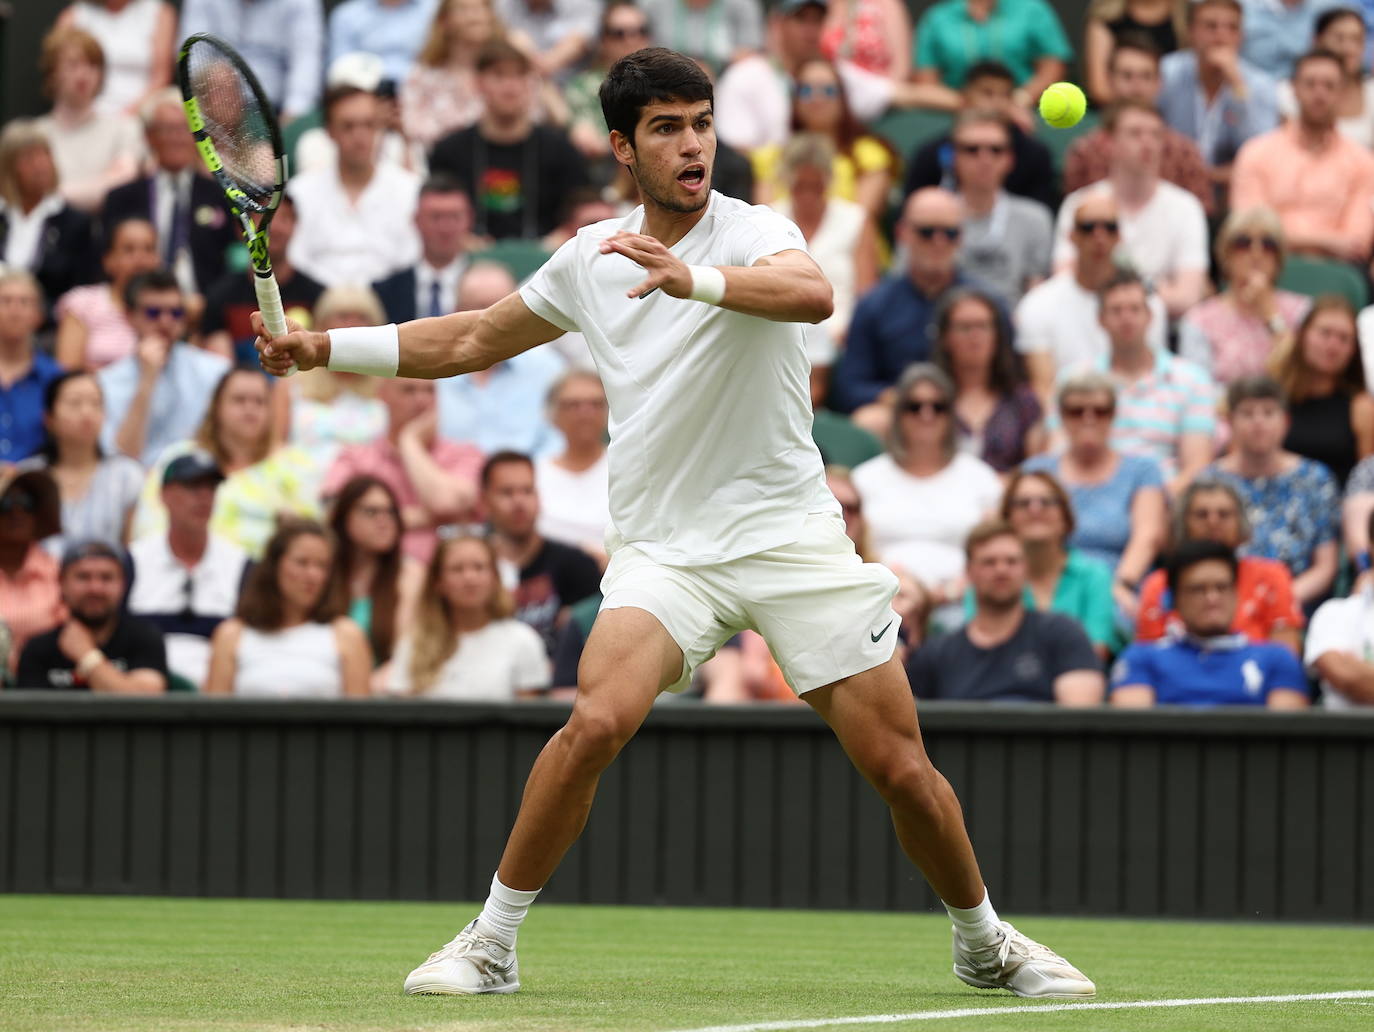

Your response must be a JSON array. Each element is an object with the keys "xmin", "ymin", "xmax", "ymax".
[{"xmin": 253, "ymin": 48, "xmax": 1094, "ymax": 1001}]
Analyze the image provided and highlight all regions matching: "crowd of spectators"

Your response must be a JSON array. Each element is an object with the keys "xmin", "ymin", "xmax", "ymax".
[{"xmin": 4, "ymin": 0, "xmax": 1374, "ymax": 711}]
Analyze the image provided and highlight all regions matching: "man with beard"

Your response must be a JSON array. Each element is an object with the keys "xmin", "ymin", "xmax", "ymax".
[
  {"xmin": 16, "ymin": 540, "xmax": 167, "ymax": 693},
  {"xmin": 906, "ymin": 520, "xmax": 1104, "ymax": 704},
  {"xmin": 254, "ymin": 47, "xmax": 1096, "ymax": 1001}
]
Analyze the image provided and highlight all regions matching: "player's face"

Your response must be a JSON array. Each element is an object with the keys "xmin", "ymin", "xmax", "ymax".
[
  {"xmin": 621, "ymin": 98, "xmax": 715, "ymax": 215},
  {"xmin": 1108, "ymin": 51, "xmax": 1160, "ymax": 105},
  {"xmin": 1098, "ymin": 284, "xmax": 1151, "ymax": 348},
  {"xmin": 1228, "ymin": 398, "xmax": 1288, "ymax": 455},
  {"xmin": 0, "ymin": 279, "xmax": 43, "ymax": 343},
  {"xmin": 1175, "ymin": 560, "xmax": 1237, "ymax": 637},
  {"xmin": 967, "ymin": 535, "xmax": 1026, "ymax": 610},
  {"xmin": 484, "ymin": 462, "xmax": 539, "ymax": 538},
  {"xmin": 1184, "ymin": 489, "xmax": 1243, "ymax": 549},
  {"xmin": 437, "ymin": 538, "xmax": 499, "ymax": 612},
  {"xmin": 952, "ymin": 124, "xmax": 1012, "ymax": 192},
  {"xmin": 347, "ymin": 486, "xmax": 401, "ymax": 555},
  {"xmin": 63, "ymin": 558, "xmax": 125, "ymax": 628},
  {"xmin": 277, "ymin": 534, "xmax": 332, "ymax": 614}
]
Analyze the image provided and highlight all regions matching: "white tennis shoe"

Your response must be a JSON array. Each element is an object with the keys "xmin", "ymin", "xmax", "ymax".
[
  {"xmin": 403, "ymin": 920, "xmax": 520, "ymax": 996},
  {"xmin": 952, "ymin": 921, "xmax": 1096, "ymax": 998}
]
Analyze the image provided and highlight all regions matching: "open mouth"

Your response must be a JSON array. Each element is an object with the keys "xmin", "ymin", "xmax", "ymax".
[{"xmin": 677, "ymin": 165, "xmax": 707, "ymax": 190}]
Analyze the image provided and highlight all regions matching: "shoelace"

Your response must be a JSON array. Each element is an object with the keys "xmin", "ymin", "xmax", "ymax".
[
  {"xmin": 427, "ymin": 926, "xmax": 509, "ymax": 965},
  {"xmin": 996, "ymin": 923, "xmax": 1065, "ymax": 968}
]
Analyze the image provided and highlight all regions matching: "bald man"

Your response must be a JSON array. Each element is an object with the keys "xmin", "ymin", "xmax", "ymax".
[
  {"xmin": 831, "ymin": 188, "xmax": 1004, "ymax": 430},
  {"xmin": 1014, "ymin": 192, "xmax": 1168, "ymax": 403},
  {"xmin": 435, "ymin": 261, "xmax": 568, "ymax": 456}
]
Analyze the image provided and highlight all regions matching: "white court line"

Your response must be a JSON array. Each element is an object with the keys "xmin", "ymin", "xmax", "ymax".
[{"xmin": 663, "ymin": 990, "xmax": 1374, "ymax": 1032}]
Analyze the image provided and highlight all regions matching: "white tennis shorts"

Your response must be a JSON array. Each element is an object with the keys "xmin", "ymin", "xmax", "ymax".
[{"xmin": 599, "ymin": 513, "xmax": 901, "ymax": 695}]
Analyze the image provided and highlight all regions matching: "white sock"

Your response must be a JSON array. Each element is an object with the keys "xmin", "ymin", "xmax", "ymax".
[
  {"xmin": 475, "ymin": 873, "xmax": 541, "ymax": 948},
  {"xmin": 945, "ymin": 889, "xmax": 1002, "ymax": 949}
]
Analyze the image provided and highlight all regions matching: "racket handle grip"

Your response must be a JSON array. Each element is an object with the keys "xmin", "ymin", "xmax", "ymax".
[{"xmin": 254, "ymin": 273, "xmax": 297, "ymax": 377}]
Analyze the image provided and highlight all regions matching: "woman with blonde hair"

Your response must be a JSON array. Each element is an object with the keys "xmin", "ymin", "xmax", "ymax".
[
  {"xmin": 1083, "ymin": 0, "xmax": 1188, "ymax": 103},
  {"xmin": 278, "ymin": 286, "xmax": 389, "ymax": 465},
  {"xmin": 387, "ymin": 535, "xmax": 550, "ymax": 698},
  {"xmin": 132, "ymin": 368, "xmax": 321, "ymax": 555},
  {"xmin": 1177, "ymin": 208, "xmax": 1310, "ymax": 384},
  {"xmin": 402, "ymin": 0, "xmax": 506, "ymax": 149}
]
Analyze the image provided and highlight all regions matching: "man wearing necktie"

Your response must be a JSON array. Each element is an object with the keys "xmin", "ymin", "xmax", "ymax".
[{"xmin": 374, "ymin": 175, "xmax": 474, "ymax": 324}]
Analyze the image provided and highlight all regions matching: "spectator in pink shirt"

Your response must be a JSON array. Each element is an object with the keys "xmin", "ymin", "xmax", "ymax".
[
  {"xmin": 322, "ymin": 376, "xmax": 483, "ymax": 563},
  {"xmin": 1232, "ymin": 49, "xmax": 1374, "ymax": 265}
]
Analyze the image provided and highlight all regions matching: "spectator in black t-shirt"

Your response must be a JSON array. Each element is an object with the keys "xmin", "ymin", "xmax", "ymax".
[
  {"xmin": 197, "ymin": 193, "xmax": 324, "ymax": 366},
  {"xmin": 902, "ymin": 60, "xmax": 1058, "ymax": 212},
  {"xmin": 428, "ymin": 39, "xmax": 588, "ymax": 241},
  {"xmin": 905, "ymin": 520, "xmax": 1104, "ymax": 705},
  {"xmin": 15, "ymin": 539, "xmax": 166, "ymax": 693},
  {"xmin": 483, "ymin": 451, "xmax": 602, "ymax": 656}
]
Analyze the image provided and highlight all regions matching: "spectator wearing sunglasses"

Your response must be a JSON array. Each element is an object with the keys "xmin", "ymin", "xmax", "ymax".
[
  {"xmin": 96, "ymin": 268, "xmax": 230, "ymax": 467},
  {"xmin": 1053, "ymin": 102, "xmax": 1209, "ymax": 319},
  {"xmin": 832, "ymin": 187, "xmax": 1002, "ymax": 434},
  {"xmin": 946, "ymin": 109, "xmax": 1052, "ymax": 306},
  {"xmin": 851, "ymin": 364, "xmax": 1003, "ymax": 618},
  {"xmin": 0, "ymin": 468, "xmax": 63, "ymax": 677},
  {"xmin": 126, "ymin": 450, "xmax": 249, "ymax": 690},
  {"xmin": 1177, "ymin": 208, "xmax": 1310, "ymax": 385},
  {"xmin": 566, "ymin": 1, "xmax": 655, "ymax": 163},
  {"xmin": 1015, "ymin": 193, "xmax": 1168, "ymax": 405}
]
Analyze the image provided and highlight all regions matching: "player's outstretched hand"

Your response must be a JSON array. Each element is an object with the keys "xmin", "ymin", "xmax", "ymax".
[
  {"xmin": 250, "ymin": 310, "xmax": 328, "ymax": 377},
  {"xmin": 599, "ymin": 231, "xmax": 692, "ymax": 300}
]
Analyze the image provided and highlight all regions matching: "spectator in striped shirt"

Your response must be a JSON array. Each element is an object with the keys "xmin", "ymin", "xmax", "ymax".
[{"xmin": 1049, "ymin": 269, "xmax": 1217, "ymax": 496}]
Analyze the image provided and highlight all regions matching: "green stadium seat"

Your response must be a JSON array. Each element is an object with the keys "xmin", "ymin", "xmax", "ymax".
[
  {"xmin": 871, "ymin": 108, "xmax": 954, "ymax": 159},
  {"xmin": 167, "ymin": 672, "xmax": 198, "ymax": 693},
  {"xmin": 1277, "ymin": 255, "xmax": 1370, "ymax": 311},
  {"xmin": 472, "ymin": 239, "xmax": 553, "ymax": 282},
  {"xmin": 812, "ymin": 408, "xmax": 883, "ymax": 468},
  {"xmin": 1034, "ymin": 110, "xmax": 1100, "ymax": 173}
]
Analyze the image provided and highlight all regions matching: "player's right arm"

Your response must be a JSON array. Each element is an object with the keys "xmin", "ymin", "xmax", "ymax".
[{"xmin": 251, "ymin": 291, "xmax": 567, "ymax": 380}]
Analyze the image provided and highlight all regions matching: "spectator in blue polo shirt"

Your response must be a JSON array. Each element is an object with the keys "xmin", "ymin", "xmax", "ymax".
[
  {"xmin": 1110, "ymin": 539, "xmax": 1310, "ymax": 708},
  {"xmin": 0, "ymin": 270, "xmax": 62, "ymax": 464},
  {"xmin": 832, "ymin": 187, "xmax": 1002, "ymax": 433},
  {"xmin": 1241, "ymin": 0, "xmax": 1348, "ymax": 81}
]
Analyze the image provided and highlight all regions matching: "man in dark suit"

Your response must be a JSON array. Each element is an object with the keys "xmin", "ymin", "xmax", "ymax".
[
  {"xmin": 0, "ymin": 120, "xmax": 98, "ymax": 320},
  {"xmin": 101, "ymin": 88, "xmax": 238, "ymax": 300},
  {"xmin": 372, "ymin": 175, "xmax": 473, "ymax": 324}
]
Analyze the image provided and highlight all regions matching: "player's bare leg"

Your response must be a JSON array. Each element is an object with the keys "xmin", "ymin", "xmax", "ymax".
[
  {"xmin": 404, "ymin": 607, "xmax": 682, "ymax": 995},
  {"xmin": 805, "ymin": 654, "xmax": 1095, "ymax": 998}
]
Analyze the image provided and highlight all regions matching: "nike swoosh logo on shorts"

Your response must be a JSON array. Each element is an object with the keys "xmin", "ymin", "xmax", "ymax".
[{"xmin": 870, "ymin": 620, "xmax": 894, "ymax": 643}]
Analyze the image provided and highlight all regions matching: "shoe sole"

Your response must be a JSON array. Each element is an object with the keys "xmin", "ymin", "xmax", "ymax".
[
  {"xmin": 955, "ymin": 969, "xmax": 1095, "ymax": 999},
  {"xmin": 405, "ymin": 981, "xmax": 521, "ymax": 996}
]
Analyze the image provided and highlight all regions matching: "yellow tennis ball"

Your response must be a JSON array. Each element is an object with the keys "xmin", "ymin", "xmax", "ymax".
[{"xmin": 1039, "ymin": 82, "xmax": 1087, "ymax": 129}]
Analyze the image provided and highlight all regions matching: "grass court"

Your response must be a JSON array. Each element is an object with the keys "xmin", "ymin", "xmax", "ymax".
[{"xmin": 3, "ymin": 895, "xmax": 1373, "ymax": 1031}]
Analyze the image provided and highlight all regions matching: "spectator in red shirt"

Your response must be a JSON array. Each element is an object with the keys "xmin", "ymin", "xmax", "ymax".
[
  {"xmin": 1135, "ymin": 476, "xmax": 1303, "ymax": 652},
  {"xmin": 322, "ymin": 375, "xmax": 482, "ymax": 564}
]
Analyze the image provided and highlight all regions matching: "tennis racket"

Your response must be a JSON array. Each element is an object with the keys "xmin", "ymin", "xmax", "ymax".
[{"xmin": 176, "ymin": 32, "xmax": 295, "ymax": 373}]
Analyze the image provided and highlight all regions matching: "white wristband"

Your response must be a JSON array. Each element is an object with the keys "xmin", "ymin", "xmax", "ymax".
[
  {"xmin": 327, "ymin": 324, "xmax": 400, "ymax": 377},
  {"xmin": 687, "ymin": 265, "xmax": 726, "ymax": 305}
]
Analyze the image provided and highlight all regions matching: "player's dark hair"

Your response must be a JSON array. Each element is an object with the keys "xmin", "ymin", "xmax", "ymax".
[
  {"xmin": 1166, "ymin": 539, "xmax": 1238, "ymax": 596},
  {"xmin": 1293, "ymin": 47, "xmax": 1346, "ymax": 78},
  {"xmin": 481, "ymin": 450, "xmax": 534, "ymax": 488},
  {"xmin": 599, "ymin": 47, "xmax": 713, "ymax": 144},
  {"xmin": 323, "ymin": 84, "xmax": 371, "ymax": 125},
  {"xmin": 124, "ymin": 268, "xmax": 180, "ymax": 310},
  {"xmin": 1315, "ymin": 6, "xmax": 1365, "ymax": 38},
  {"xmin": 1109, "ymin": 31, "xmax": 1162, "ymax": 67},
  {"xmin": 962, "ymin": 60, "xmax": 1015, "ymax": 88},
  {"xmin": 1225, "ymin": 374, "xmax": 1287, "ymax": 413}
]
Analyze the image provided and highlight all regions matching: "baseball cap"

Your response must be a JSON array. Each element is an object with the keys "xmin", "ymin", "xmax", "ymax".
[
  {"xmin": 328, "ymin": 51, "xmax": 386, "ymax": 92},
  {"xmin": 60, "ymin": 538, "xmax": 126, "ymax": 574},
  {"xmin": 162, "ymin": 450, "xmax": 225, "ymax": 487},
  {"xmin": 779, "ymin": 0, "xmax": 828, "ymax": 14}
]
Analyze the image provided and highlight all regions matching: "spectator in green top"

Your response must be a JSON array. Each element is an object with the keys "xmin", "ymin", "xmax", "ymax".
[
  {"xmin": 912, "ymin": 0, "xmax": 1073, "ymax": 111},
  {"xmin": 962, "ymin": 469, "xmax": 1116, "ymax": 656}
]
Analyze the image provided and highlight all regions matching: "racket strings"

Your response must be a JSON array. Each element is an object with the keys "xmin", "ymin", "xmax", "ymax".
[{"xmin": 185, "ymin": 43, "xmax": 278, "ymax": 209}]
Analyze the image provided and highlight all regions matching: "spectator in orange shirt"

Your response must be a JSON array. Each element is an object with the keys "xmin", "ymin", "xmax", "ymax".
[
  {"xmin": 1232, "ymin": 49, "xmax": 1374, "ymax": 264},
  {"xmin": 1135, "ymin": 476, "xmax": 1303, "ymax": 652}
]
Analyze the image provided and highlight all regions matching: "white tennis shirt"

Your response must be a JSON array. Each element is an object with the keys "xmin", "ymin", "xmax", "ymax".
[{"xmin": 520, "ymin": 191, "xmax": 837, "ymax": 567}]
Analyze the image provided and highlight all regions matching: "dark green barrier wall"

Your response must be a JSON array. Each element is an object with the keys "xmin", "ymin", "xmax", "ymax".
[{"xmin": 2, "ymin": 695, "xmax": 1371, "ymax": 921}]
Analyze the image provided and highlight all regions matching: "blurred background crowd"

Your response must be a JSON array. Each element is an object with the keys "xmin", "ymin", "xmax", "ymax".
[{"xmin": 3, "ymin": 0, "xmax": 1374, "ymax": 710}]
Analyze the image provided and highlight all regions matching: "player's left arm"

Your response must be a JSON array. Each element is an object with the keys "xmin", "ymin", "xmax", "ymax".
[{"xmin": 600, "ymin": 232, "xmax": 833, "ymax": 324}]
